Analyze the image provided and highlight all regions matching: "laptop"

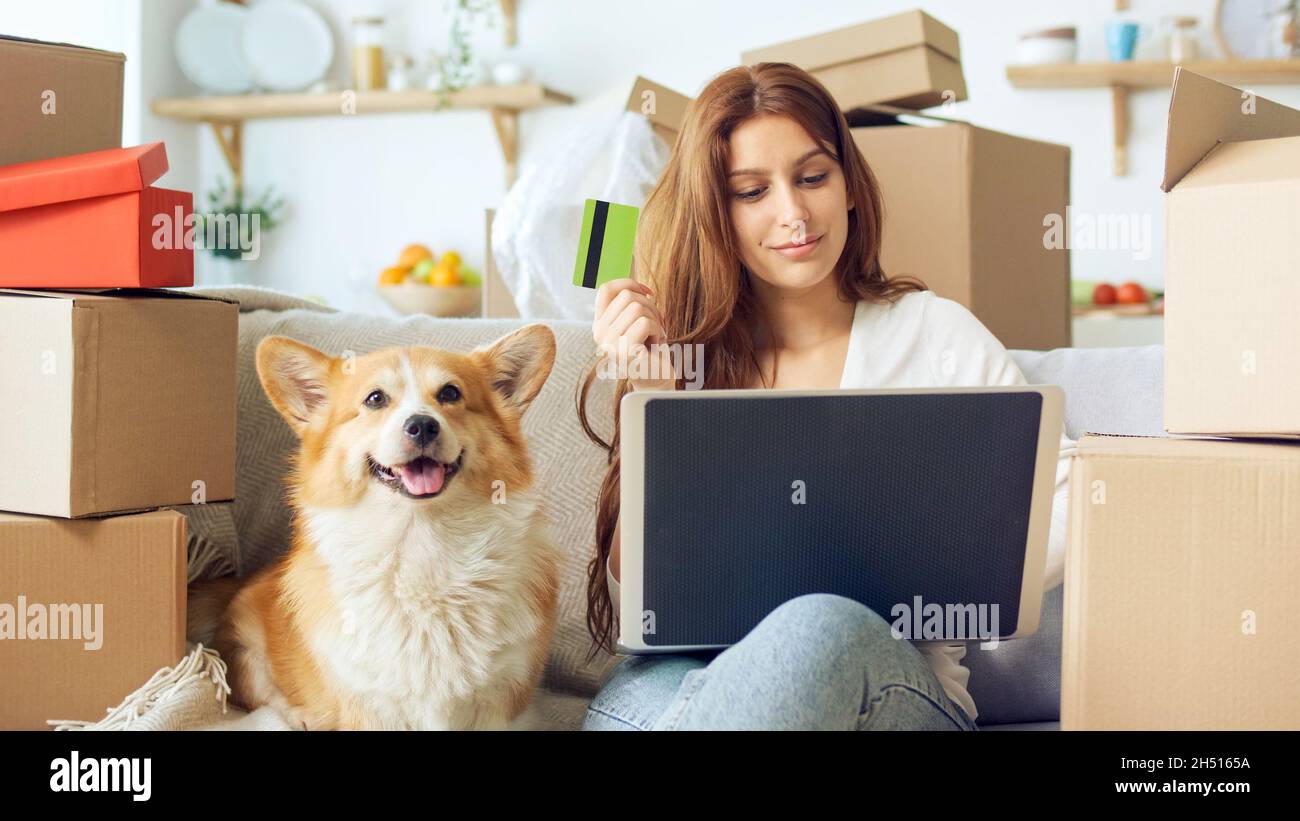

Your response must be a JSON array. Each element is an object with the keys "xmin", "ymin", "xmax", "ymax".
[{"xmin": 616, "ymin": 385, "xmax": 1065, "ymax": 653}]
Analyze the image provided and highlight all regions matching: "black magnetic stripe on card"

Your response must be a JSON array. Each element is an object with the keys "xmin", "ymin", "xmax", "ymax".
[{"xmin": 583, "ymin": 200, "xmax": 609, "ymax": 289}]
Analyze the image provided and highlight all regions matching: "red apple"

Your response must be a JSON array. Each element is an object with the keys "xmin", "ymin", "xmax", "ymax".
[
  {"xmin": 1092, "ymin": 283, "xmax": 1118, "ymax": 305},
  {"xmin": 1117, "ymin": 282, "xmax": 1147, "ymax": 304}
]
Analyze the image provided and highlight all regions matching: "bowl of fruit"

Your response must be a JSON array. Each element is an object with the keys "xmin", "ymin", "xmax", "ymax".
[{"xmin": 377, "ymin": 244, "xmax": 483, "ymax": 317}]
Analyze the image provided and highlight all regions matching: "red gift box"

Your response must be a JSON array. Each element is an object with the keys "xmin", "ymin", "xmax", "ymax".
[{"xmin": 0, "ymin": 142, "xmax": 193, "ymax": 288}]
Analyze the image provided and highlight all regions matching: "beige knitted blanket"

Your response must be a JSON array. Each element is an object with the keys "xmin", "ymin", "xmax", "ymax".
[{"xmin": 51, "ymin": 285, "xmax": 619, "ymax": 731}]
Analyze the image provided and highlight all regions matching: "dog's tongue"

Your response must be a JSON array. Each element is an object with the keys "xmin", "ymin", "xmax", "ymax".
[{"xmin": 399, "ymin": 458, "xmax": 446, "ymax": 496}]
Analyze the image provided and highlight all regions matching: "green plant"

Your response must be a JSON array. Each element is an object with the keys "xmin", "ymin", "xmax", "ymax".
[
  {"xmin": 196, "ymin": 177, "xmax": 286, "ymax": 260},
  {"xmin": 432, "ymin": 0, "xmax": 498, "ymax": 110}
]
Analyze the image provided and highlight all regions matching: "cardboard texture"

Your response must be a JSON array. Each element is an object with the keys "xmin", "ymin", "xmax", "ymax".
[
  {"xmin": 0, "ymin": 36, "xmax": 124, "ymax": 168},
  {"xmin": 742, "ymin": 10, "xmax": 967, "ymax": 111},
  {"xmin": 625, "ymin": 76, "xmax": 691, "ymax": 145},
  {"xmin": 0, "ymin": 143, "xmax": 193, "ymax": 288},
  {"xmin": 1162, "ymin": 69, "xmax": 1300, "ymax": 437},
  {"xmin": 0, "ymin": 288, "xmax": 238, "ymax": 517},
  {"xmin": 1062, "ymin": 433, "xmax": 1300, "ymax": 730},
  {"xmin": 0, "ymin": 508, "xmax": 186, "ymax": 730},
  {"xmin": 852, "ymin": 118, "xmax": 1072, "ymax": 351}
]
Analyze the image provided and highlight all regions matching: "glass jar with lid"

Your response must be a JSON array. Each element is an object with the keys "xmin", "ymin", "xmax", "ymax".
[{"xmin": 351, "ymin": 16, "xmax": 387, "ymax": 91}]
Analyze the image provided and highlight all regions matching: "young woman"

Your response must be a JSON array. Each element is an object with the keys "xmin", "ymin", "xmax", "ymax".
[{"xmin": 577, "ymin": 62, "xmax": 1075, "ymax": 730}]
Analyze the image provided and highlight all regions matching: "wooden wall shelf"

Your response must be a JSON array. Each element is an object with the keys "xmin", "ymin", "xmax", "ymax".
[
  {"xmin": 1005, "ymin": 59, "xmax": 1300, "ymax": 176},
  {"xmin": 150, "ymin": 84, "xmax": 574, "ymax": 188},
  {"xmin": 1007, "ymin": 58, "xmax": 1300, "ymax": 89}
]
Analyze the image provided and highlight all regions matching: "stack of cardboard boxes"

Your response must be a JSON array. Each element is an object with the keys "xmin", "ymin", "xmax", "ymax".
[
  {"xmin": 0, "ymin": 36, "xmax": 238, "ymax": 729},
  {"xmin": 740, "ymin": 9, "xmax": 1072, "ymax": 352},
  {"xmin": 1063, "ymin": 69, "xmax": 1300, "ymax": 730}
]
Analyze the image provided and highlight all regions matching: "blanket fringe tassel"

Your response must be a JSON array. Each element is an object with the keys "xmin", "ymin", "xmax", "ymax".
[{"xmin": 47, "ymin": 644, "xmax": 232, "ymax": 731}]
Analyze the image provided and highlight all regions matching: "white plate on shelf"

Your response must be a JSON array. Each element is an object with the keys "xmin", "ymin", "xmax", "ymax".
[
  {"xmin": 242, "ymin": 0, "xmax": 334, "ymax": 92},
  {"xmin": 175, "ymin": 1, "xmax": 255, "ymax": 94},
  {"xmin": 1216, "ymin": 0, "xmax": 1277, "ymax": 59}
]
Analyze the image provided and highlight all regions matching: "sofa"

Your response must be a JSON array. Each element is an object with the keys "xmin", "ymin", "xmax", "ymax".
[{"xmin": 184, "ymin": 286, "xmax": 1166, "ymax": 731}]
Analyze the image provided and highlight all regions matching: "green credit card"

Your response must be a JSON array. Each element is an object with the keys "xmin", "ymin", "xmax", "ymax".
[{"xmin": 573, "ymin": 199, "xmax": 639, "ymax": 289}]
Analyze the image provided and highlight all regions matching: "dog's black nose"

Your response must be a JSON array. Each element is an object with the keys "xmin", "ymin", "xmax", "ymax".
[{"xmin": 403, "ymin": 414, "xmax": 440, "ymax": 446}]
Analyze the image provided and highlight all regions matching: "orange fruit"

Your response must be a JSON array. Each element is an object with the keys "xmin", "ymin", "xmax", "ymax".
[
  {"xmin": 378, "ymin": 265, "xmax": 409, "ymax": 286},
  {"xmin": 438, "ymin": 250, "xmax": 462, "ymax": 270},
  {"xmin": 398, "ymin": 244, "xmax": 434, "ymax": 268},
  {"xmin": 430, "ymin": 263, "xmax": 462, "ymax": 287}
]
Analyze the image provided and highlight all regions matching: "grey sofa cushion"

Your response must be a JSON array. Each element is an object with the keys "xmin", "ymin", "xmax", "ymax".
[
  {"xmin": 1012, "ymin": 344, "xmax": 1165, "ymax": 440},
  {"xmin": 962, "ymin": 344, "xmax": 1164, "ymax": 725}
]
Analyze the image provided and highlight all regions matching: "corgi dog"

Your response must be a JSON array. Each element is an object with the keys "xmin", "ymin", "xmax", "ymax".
[{"xmin": 188, "ymin": 325, "xmax": 561, "ymax": 730}]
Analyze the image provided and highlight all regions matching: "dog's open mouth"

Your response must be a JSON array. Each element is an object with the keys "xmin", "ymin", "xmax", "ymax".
[{"xmin": 367, "ymin": 452, "xmax": 464, "ymax": 499}]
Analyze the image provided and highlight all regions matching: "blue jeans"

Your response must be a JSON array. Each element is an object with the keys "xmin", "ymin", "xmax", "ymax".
[{"xmin": 582, "ymin": 593, "xmax": 978, "ymax": 731}]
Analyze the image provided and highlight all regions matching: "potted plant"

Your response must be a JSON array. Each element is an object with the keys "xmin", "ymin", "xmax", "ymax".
[
  {"xmin": 430, "ymin": 0, "xmax": 498, "ymax": 109},
  {"xmin": 195, "ymin": 176, "xmax": 286, "ymax": 284}
]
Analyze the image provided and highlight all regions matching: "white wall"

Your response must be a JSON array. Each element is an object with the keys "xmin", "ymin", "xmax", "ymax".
[{"xmin": 14, "ymin": 1, "xmax": 1300, "ymax": 311}]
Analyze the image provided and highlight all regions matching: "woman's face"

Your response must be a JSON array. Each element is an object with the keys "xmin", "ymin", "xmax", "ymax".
[{"xmin": 726, "ymin": 114, "xmax": 854, "ymax": 295}]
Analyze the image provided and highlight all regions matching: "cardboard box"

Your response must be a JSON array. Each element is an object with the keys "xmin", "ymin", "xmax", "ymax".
[
  {"xmin": 0, "ymin": 35, "xmax": 125, "ymax": 167},
  {"xmin": 1161, "ymin": 69, "xmax": 1300, "ymax": 438},
  {"xmin": 0, "ymin": 509, "xmax": 186, "ymax": 730},
  {"xmin": 0, "ymin": 142, "xmax": 193, "ymax": 288},
  {"xmin": 1062, "ymin": 433, "xmax": 1300, "ymax": 730},
  {"xmin": 0, "ymin": 288, "xmax": 238, "ymax": 517},
  {"xmin": 851, "ymin": 116, "xmax": 1072, "ymax": 351},
  {"xmin": 625, "ymin": 76, "xmax": 692, "ymax": 145},
  {"xmin": 741, "ymin": 10, "xmax": 967, "ymax": 111}
]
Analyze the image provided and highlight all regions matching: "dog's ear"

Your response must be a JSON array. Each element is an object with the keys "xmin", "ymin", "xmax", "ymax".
[
  {"xmin": 256, "ymin": 336, "xmax": 334, "ymax": 436},
  {"xmin": 473, "ymin": 324, "xmax": 556, "ymax": 414}
]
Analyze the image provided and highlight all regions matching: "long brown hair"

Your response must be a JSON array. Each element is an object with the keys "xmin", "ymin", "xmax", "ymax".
[{"xmin": 576, "ymin": 62, "xmax": 928, "ymax": 659}]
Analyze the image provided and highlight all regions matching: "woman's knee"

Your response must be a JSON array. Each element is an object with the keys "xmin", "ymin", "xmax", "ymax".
[
  {"xmin": 757, "ymin": 593, "xmax": 893, "ymax": 642},
  {"xmin": 746, "ymin": 594, "xmax": 953, "ymax": 723},
  {"xmin": 743, "ymin": 592, "xmax": 925, "ymax": 675}
]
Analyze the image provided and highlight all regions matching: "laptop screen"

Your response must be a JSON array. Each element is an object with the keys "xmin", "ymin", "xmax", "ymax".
[{"xmin": 640, "ymin": 391, "xmax": 1043, "ymax": 646}]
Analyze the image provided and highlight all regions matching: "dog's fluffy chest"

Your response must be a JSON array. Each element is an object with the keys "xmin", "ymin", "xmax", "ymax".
[{"xmin": 302, "ymin": 499, "xmax": 550, "ymax": 729}]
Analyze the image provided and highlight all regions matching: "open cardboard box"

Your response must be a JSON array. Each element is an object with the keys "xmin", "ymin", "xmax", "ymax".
[{"xmin": 1161, "ymin": 69, "xmax": 1300, "ymax": 438}]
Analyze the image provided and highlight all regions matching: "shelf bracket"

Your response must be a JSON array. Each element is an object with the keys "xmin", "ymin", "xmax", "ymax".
[
  {"xmin": 500, "ymin": 0, "xmax": 517, "ymax": 46},
  {"xmin": 489, "ymin": 108, "xmax": 519, "ymax": 188},
  {"xmin": 209, "ymin": 120, "xmax": 244, "ymax": 190},
  {"xmin": 1111, "ymin": 85, "xmax": 1129, "ymax": 177}
]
